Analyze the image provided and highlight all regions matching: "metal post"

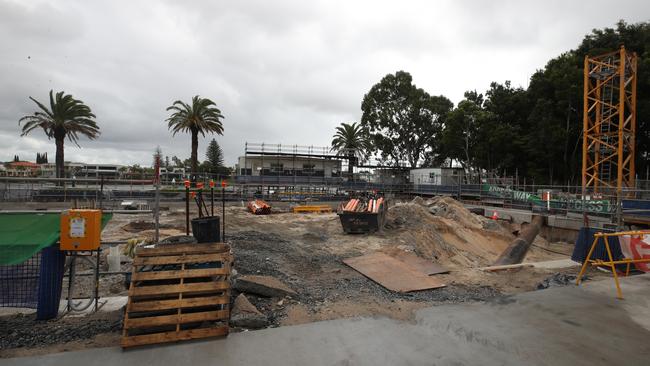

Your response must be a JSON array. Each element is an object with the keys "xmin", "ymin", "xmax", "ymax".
[
  {"xmin": 154, "ymin": 181, "xmax": 160, "ymax": 243},
  {"xmin": 222, "ymin": 185, "xmax": 226, "ymax": 242},
  {"xmin": 211, "ymin": 186, "xmax": 214, "ymax": 216},
  {"xmin": 95, "ymin": 249, "xmax": 100, "ymax": 312},
  {"xmin": 185, "ymin": 186, "xmax": 190, "ymax": 236},
  {"xmin": 99, "ymin": 176, "xmax": 104, "ymax": 209}
]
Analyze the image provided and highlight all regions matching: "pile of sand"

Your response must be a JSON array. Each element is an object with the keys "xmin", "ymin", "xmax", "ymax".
[{"xmin": 385, "ymin": 197, "xmax": 515, "ymax": 267}]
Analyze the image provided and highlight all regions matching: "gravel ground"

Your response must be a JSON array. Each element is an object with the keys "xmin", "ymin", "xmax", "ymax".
[
  {"xmin": 228, "ymin": 230, "xmax": 502, "ymax": 327},
  {"xmin": 0, "ymin": 310, "xmax": 122, "ymax": 351}
]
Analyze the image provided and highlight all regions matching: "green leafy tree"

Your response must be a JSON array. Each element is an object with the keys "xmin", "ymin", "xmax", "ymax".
[
  {"xmin": 166, "ymin": 96, "xmax": 224, "ymax": 179},
  {"xmin": 361, "ymin": 71, "xmax": 453, "ymax": 168},
  {"xmin": 205, "ymin": 138, "xmax": 225, "ymax": 174},
  {"xmin": 36, "ymin": 152, "xmax": 48, "ymax": 164},
  {"xmin": 440, "ymin": 91, "xmax": 486, "ymax": 176},
  {"xmin": 171, "ymin": 156, "xmax": 183, "ymax": 167},
  {"xmin": 331, "ymin": 122, "xmax": 371, "ymax": 177},
  {"xmin": 19, "ymin": 90, "xmax": 100, "ymax": 178}
]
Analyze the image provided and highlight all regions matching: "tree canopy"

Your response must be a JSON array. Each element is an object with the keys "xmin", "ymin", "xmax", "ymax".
[
  {"xmin": 361, "ymin": 71, "xmax": 453, "ymax": 168},
  {"xmin": 205, "ymin": 138, "xmax": 225, "ymax": 173},
  {"xmin": 19, "ymin": 90, "xmax": 99, "ymax": 178},
  {"xmin": 166, "ymin": 95, "xmax": 224, "ymax": 178}
]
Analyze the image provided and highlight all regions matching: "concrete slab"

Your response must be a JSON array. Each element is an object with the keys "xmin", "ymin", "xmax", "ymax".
[
  {"xmin": 0, "ymin": 296, "xmax": 127, "ymax": 317},
  {"xmin": 3, "ymin": 276, "xmax": 650, "ymax": 365}
]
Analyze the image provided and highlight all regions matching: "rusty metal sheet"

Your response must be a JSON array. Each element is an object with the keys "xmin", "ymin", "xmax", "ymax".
[
  {"xmin": 389, "ymin": 251, "xmax": 449, "ymax": 275},
  {"xmin": 343, "ymin": 252, "xmax": 446, "ymax": 293}
]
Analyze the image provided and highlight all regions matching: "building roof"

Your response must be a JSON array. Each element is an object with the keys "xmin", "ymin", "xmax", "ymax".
[{"xmin": 8, "ymin": 161, "xmax": 39, "ymax": 168}]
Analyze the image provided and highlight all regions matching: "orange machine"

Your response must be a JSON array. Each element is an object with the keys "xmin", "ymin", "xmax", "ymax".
[{"xmin": 60, "ymin": 209, "xmax": 102, "ymax": 251}]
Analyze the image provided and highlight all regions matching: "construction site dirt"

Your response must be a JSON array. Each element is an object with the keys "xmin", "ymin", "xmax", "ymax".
[{"xmin": 0, "ymin": 197, "xmax": 602, "ymax": 357}]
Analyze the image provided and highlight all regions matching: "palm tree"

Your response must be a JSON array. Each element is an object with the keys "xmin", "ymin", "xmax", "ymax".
[
  {"xmin": 19, "ymin": 90, "xmax": 100, "ymax": 179},
  {"xmin": 331, "ymin": 122, "xmax": 371, "ymax": 178},
  {"xmin": 166, "ymin": 96, "xmax": 224, "ymax": 180}
]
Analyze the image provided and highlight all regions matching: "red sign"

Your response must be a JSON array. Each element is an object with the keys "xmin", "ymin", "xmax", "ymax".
[
  {"xmin": 196, "ymin": 182, "xmax": 205, "ymax": 189},
  {"xmin": 184, "ymin": 180, "xmax": 190, "ymax": 188},
  {"xmin": 209, "ymin": 180, "xmax": 215, "ymax": 188},
  {"xmin": 221, "ymin": 180, "xmax": 227, "ymax": 188}
]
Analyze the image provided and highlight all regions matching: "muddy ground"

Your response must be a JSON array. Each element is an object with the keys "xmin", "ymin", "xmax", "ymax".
[{"xmin": 1, "ymin": 198, "xmax": 595, "ymax": 357}]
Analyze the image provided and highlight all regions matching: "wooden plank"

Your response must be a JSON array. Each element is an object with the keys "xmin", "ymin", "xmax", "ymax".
[
  {"xmin": 125, "ymin": 310, "xmax": 229, "ymax": 328},
  {"xmin": 131, "ymin": 267, "xmax": 230, "ymax": 281},
  {"xmin": 292, "ymin": 205, "xmax": 332, "ymax": 213},
  {"xmin": 130, "ymin": 281, "xmax": 229, "ymax": 297},
  {"xmin": 134, "ymin": 253, "xmax": 231, "ymax": 266},
  {"xmin": 121, "ymin": 325, "xmax": 229, "ymax": 348},
  {"xmin": 480, "ymin": 263, "xmax": 534, "ymax": 272},
  {"xmin": 343, "ymin": 252, "xmax": 446, "ymax": 292},
  {"xmin": 129, "ymin": 295, "xmax": 229, "ymax": 312},
  {"xmin": 136, "ymin": 243, "xmax": 229, "ymax": 256},
  {"xmin": 388, "ymin": 251, "xmax": 449, "ymax": 275}
]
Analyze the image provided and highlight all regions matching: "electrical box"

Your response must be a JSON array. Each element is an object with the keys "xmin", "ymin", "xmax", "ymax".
[{"xmin": 60, "ymin": 209, "xmax": 102, "ymax": 251}]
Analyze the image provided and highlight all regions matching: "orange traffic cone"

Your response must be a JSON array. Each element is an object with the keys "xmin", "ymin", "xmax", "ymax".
[{"xmin": 491, "ymin": 211, "xmax": 499, "ymax": 220}]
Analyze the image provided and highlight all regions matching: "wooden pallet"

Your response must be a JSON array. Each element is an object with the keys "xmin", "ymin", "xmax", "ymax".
[
  {"xmin": 122, "ymin": 243, "xmax": 232, "ymax": 348},
  {"xmin": 292, "ymin": 205, "xmax": 333, "ymax": 213}
]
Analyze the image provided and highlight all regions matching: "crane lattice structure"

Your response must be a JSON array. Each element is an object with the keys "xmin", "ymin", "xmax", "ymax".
[{"xmin": 582, "ymin": 46, "xmax": 637, "ymax": 197}]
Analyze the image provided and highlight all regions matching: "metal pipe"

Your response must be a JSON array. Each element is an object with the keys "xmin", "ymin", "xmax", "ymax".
[{"xmin": 494, "ymin": 215, "xmax": 545, "ymax": 265}]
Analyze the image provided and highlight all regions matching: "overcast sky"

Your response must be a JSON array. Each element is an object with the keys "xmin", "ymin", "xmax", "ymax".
[{"xmin": 1, "ymin": 0, "xmax": 648, "ymax": 167}]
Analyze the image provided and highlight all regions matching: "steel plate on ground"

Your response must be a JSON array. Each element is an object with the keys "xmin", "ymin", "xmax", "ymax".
[
  {"xmin": 388, "ymin": 251, "xmax": 449, "ymax": 275},
  {"xmin": 343, "ymin": 252, "xmax": 446, "ymax": 292}
]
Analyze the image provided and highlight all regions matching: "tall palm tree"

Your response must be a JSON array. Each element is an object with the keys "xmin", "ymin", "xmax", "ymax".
[
  {"xmin": 19, "ymin": 90, "xmax": 100, "ymax": 179},
  {"xmin": 331, "ymin": 122, "xmax": 371, "ymax": 178},
  {"xmin": 166, "ymin": 96, "xmax": 224, "ymax": 180}
]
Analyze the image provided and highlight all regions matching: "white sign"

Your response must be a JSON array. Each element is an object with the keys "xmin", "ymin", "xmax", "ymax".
[{"xmin": 70, "ymin": 217, "xmax": 85, "ymax": 238}]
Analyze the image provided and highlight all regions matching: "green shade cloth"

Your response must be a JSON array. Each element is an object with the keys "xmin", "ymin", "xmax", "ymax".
[{"xmin": 0, "ymin": 212, "xmax": 113, "ymax": 265}]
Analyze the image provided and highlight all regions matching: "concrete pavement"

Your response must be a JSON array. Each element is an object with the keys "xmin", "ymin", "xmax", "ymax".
[{"xmin": 2, "ymin": 275, "xmax": 650, "ymax": 366}]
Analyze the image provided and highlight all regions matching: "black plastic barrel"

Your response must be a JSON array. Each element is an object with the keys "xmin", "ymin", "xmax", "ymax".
[{"xmin": 191, "ymin": 216, "xmax": 221, "ymax": 243}]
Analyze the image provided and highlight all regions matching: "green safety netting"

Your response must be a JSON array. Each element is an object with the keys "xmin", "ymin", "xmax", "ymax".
[{"xmin": 0, "ymin": 212, "xmax": 112, "ymax": 265}]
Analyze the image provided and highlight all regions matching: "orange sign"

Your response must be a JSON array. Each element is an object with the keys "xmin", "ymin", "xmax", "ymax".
[
  {"xmin": 221, "ymin": 180, "xmax": 227, "ymax": 188},
  {"xmin": 197, "ymin": 182, "xmax": 205, "ymax": 189},
  {"xmin": 209, "ymin": 180, "xmax": 215, "ymax": 188},
  {"xmin": 184, "ymin": 180, "xmax": 190, "ymax": 188}
]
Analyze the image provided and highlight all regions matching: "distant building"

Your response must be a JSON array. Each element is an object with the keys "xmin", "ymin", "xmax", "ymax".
[
  {"xmin": 3, "ymin": 161, "xmax": 40, "ymax": 177},
  {"xmin": 236, "ymin": 155, "xmax": 342, "ymax": 180},
  {"xmin": 79, "ymin": 164, "xmax": 122, "ymax": 179},
  {"xmin": 39, "ymin": 162, "xmax": 85, "ymax": 178},
  {"xmin": 160, "ymin": 167, "xmax": 186, "ymax": 182},
  {"xmin": 409, "ymin": 167, "xmax": 465, "ymax": 186}
]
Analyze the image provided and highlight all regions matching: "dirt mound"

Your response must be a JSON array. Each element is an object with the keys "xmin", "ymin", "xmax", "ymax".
[{"xmin": 386, "ymin": 198, "xmax": 514, "ymax": 267}]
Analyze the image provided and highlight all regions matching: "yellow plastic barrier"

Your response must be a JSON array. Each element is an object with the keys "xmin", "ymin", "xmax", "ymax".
[{"xmin": 576, "ymin": 230, "xmax": 650, "ymax": 299}]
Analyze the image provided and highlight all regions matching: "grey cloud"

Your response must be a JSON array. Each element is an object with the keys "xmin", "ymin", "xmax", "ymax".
[{"xmin": 1, "ymin": 0, "xmax": 649, "ymax": 166}]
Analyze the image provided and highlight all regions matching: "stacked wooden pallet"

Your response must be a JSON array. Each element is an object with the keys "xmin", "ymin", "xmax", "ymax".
[{"xmin": 121, "ymin": 243, "xmax": 232, "ymax": 348}]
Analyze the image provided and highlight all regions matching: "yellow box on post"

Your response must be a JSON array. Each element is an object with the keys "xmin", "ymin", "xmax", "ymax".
[{"xmin": 60, "ymin": 209, "xmax": 102, "ymax": 251}]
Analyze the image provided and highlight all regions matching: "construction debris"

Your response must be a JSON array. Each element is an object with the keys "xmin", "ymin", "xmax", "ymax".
[
  {"xmin": 247, "ymin": 200, "xmax": 272, "ymax": 215},
  {"xmin": 234, "ymin": 275, "xmax": 297, "ymax": 298},
  {"xmin": 343, "ymin": 252, "xmax": 446, "ymax": 292},
  {"xmin": 230, "ymin": 294, "xmax": 269, "ymax": 329},
  {"xmin": 339, "ymin": 197, "xmax": 384, "ymax": 213}
]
